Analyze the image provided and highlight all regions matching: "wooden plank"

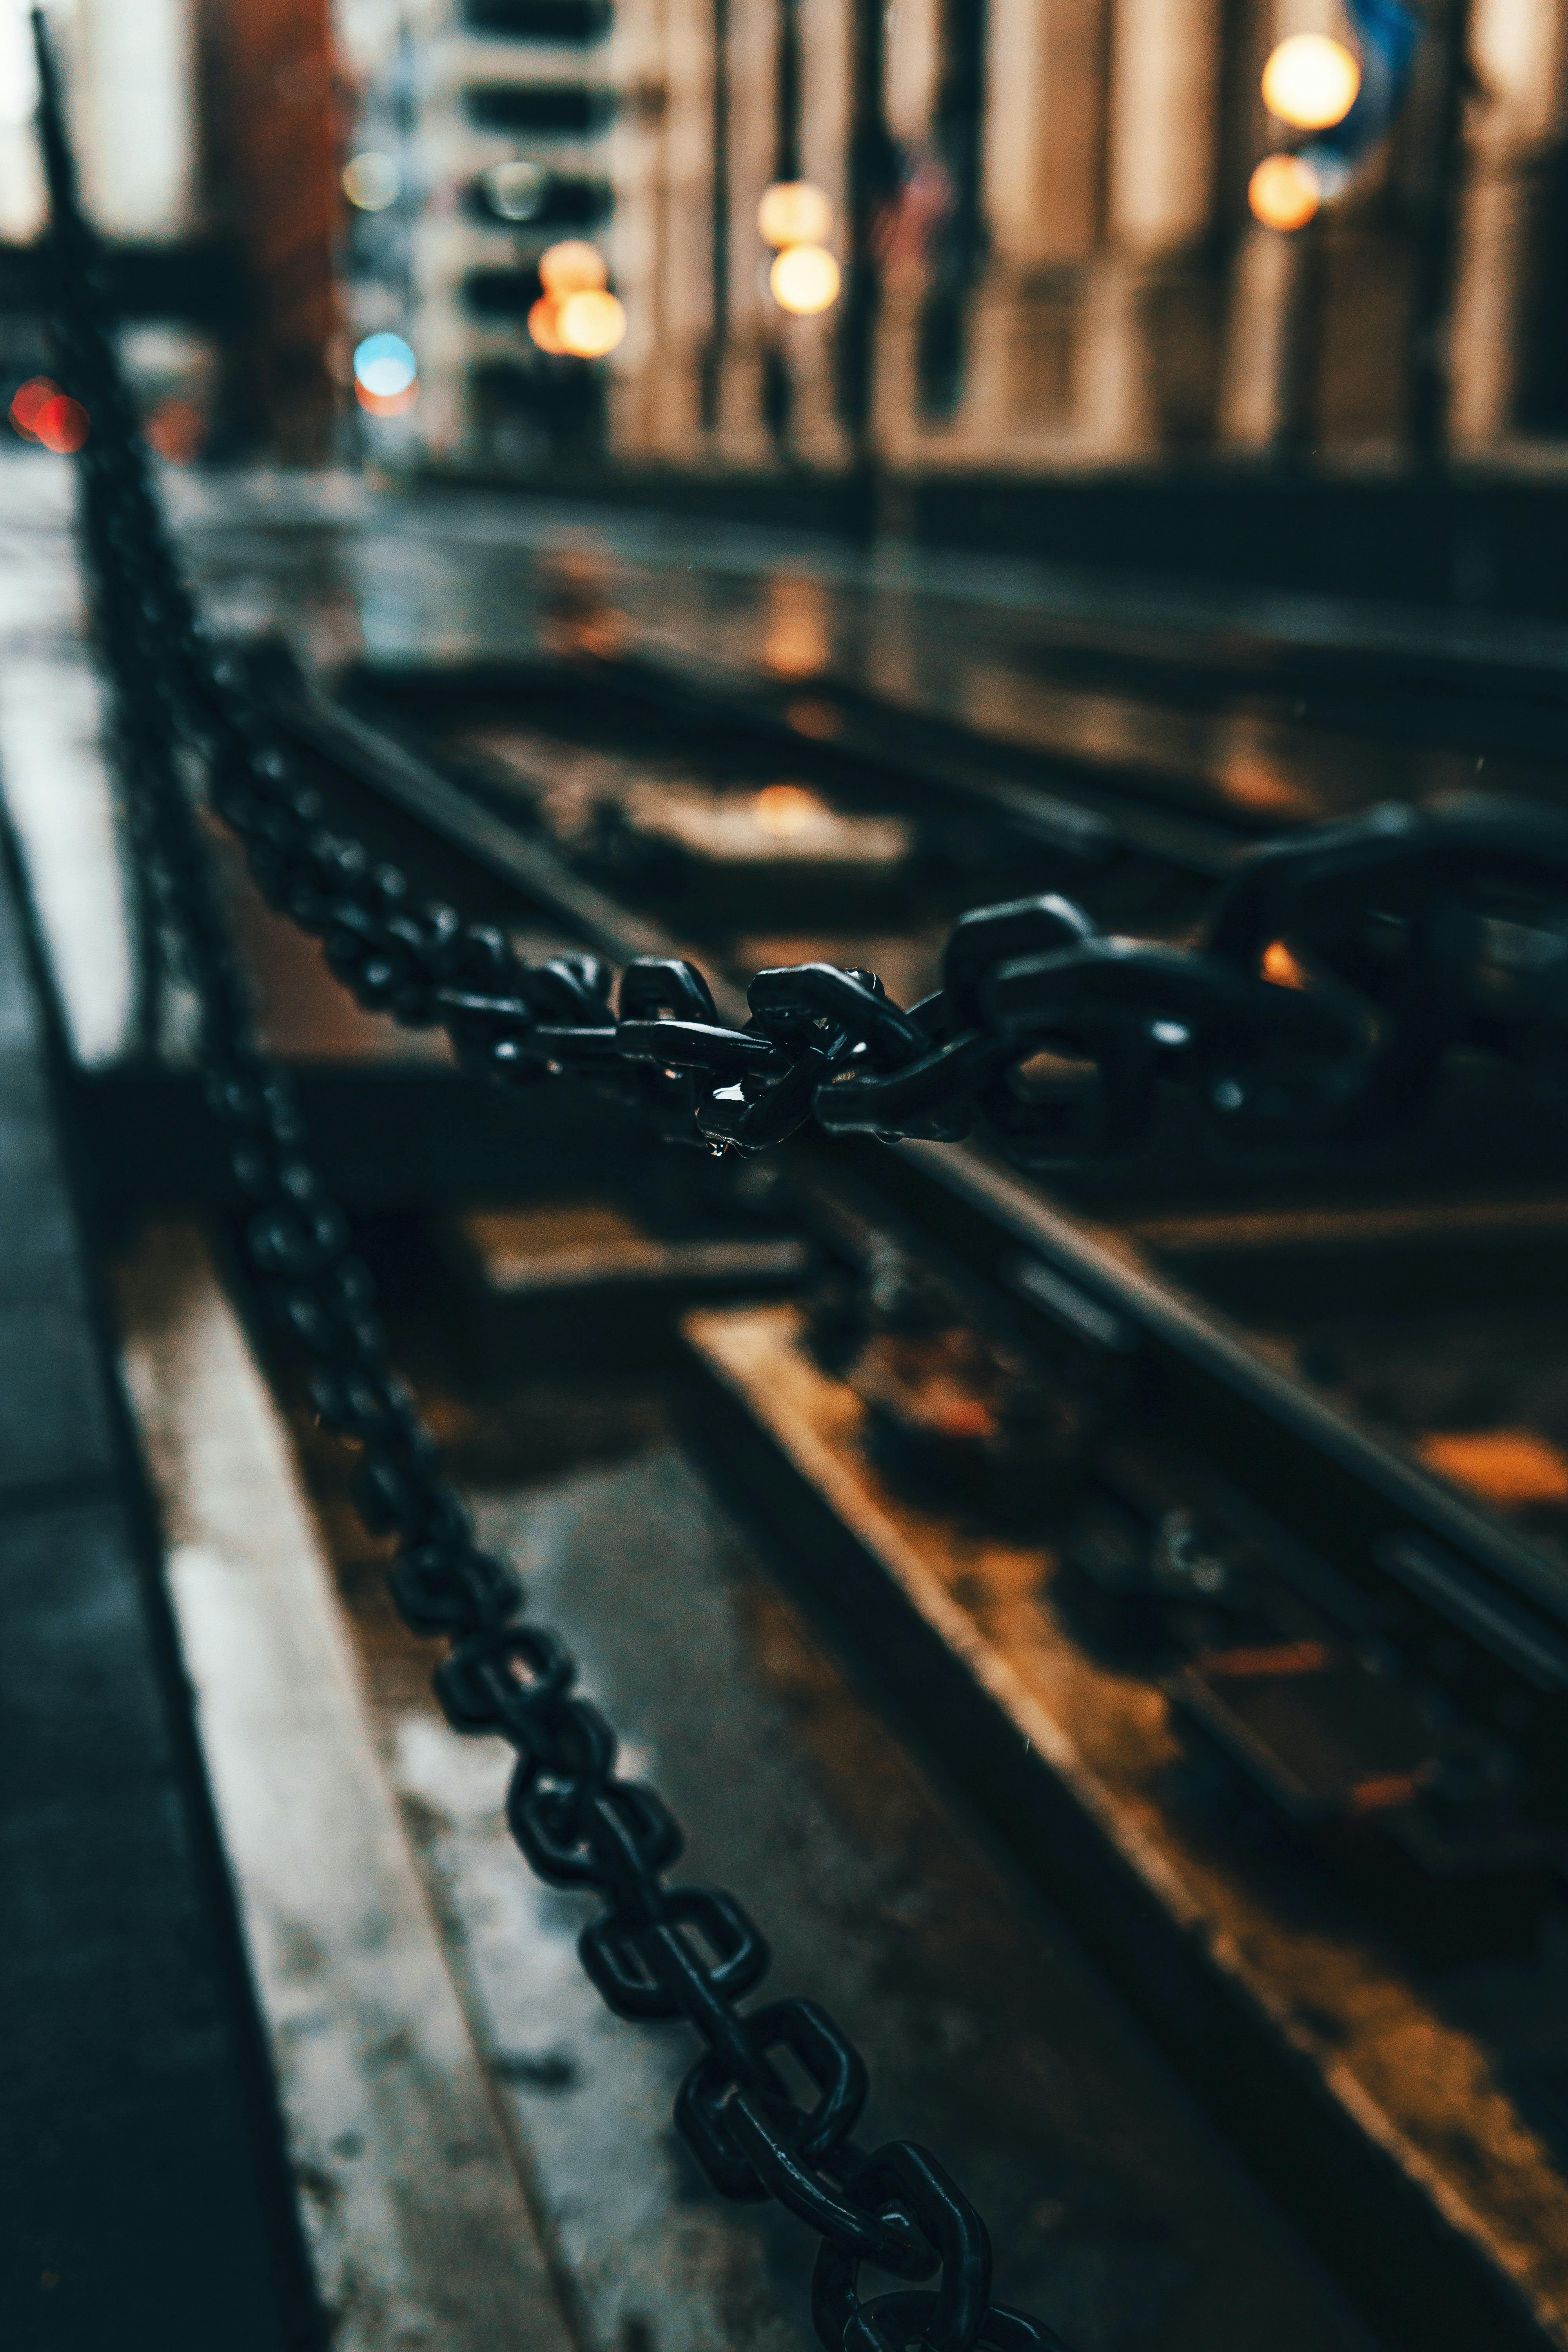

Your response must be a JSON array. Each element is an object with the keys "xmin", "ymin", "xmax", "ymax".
[{"xmin": 116, "ymin": 1226, "xmax": 575, "ymax": 2352}]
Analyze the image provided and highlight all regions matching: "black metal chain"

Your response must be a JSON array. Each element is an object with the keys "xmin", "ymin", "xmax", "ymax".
[
  {"xmin": 29, "ymin": 14, "xmax": 1568, "ymax": 2343},
  {"xmin": 27, "ymin": 18, "xmax": 1080, "ymax": 2350}
]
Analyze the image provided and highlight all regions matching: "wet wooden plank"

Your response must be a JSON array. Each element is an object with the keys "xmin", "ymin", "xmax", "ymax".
[{"xmin": 116, "ymin": 1226, "xmax": 574, "ymax": 2352}]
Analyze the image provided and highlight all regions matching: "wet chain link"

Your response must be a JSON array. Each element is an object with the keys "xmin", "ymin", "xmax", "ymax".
[{"xmin": 30, "ymin": 11, "xmax": 1568, "ymax": 2341}]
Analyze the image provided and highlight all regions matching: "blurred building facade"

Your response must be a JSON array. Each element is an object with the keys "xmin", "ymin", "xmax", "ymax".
[
  {"xmin": 5, "ymin": 0, "xmax": 1568, "ymax": 489},
  {"xmin": 332, "ymin": 0, "xmax": 1568, "ymax": 480},
  {"xmin": 338, "ymin": 0, "xmax": 619, "ymax": 468}
]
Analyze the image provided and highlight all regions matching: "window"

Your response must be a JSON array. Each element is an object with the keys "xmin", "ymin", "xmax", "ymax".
[
  {"xmin": 463, "ymin": 85, "xmax": 615, "ymax": 134},
  {"xmin": 462, "ymin": 0, "xmax": 612, "ymax": 42}
]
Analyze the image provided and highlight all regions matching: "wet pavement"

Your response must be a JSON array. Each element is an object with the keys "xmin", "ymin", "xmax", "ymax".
[
  {"xmin": 12, "ymin": 445, "xmax": 1568, "ymax": 1073},
  {"xmin": 176, "ymin": 470, "xmax": 1568, "ymax": 837},
  {"xmin": 9, "ymin": 444, "xmax": 1568, "ymax": 1075}
]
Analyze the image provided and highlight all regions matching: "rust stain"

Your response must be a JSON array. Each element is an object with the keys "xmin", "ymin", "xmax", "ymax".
[{"xmin": 1417, "ymin": 1428, "xmax": 1568, "ymax": 1508}]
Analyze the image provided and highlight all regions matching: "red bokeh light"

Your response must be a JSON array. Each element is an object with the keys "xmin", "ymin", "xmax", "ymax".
[
  {"xmin": 9, "ymin": 376, "xmax": 61, "ymax": 438},
  {"xmin": 33, "ymin": 394, "xmax": 90, "ymax": 454}
]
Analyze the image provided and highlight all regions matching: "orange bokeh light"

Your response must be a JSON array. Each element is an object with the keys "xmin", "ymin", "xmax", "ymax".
[
  {"xmin": 538, "ymin": 240, "xmax": 609, "ymax": 296},
  {"xmin": 757, "ymin": 180, "xmax": 833, "ymax": 249},
  {"xmin": 754, "ymin": 782, "xmax": 823, "ymax": 837},
  {"xmin": 530, "ymin": 286, "xmax": 626, "ymax": 357},
  {"xmin": 1248, "ymin": 153, "xmax": 1321, "ymax": 232},
  {"xmin": 1261, "ymin": 34, "xmax": 1361, "ymax": 131},
  {"xmin": 528, "ymin": 294, "xmax": 570, "ymax": 355},
  {"xmin": 769, "ymin": 243, "xmax": 841, "ymax": 314},
  {"xmin": 1261, "ymin": 939, "xmax": 1308, "ymax": 989},
  {"xmin": 355, "ymin": 379, "xmax": 419, "ymax": 417},
  {"xmin": 556, "ymin": 289, "xmax": 626, "ymax": 358}
]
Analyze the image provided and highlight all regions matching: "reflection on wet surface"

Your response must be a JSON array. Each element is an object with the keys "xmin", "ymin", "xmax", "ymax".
[
  {"xmin": 11, "ymin": 454, "xmax": 1568, "ymax": 1567},
  {"xmin": 332, "ymin": 521, "xmax": 1560, "ymax": 839},
  {"xmin": 56, "ymin": 461, "xmax": 1568, "ymax": 845}
]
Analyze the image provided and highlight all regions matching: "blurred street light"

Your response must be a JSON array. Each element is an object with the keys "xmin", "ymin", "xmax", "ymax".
[
  {"xmin": 539, "ymin": 240, "xmax": 608, "ymax": 294},
  {"xmin": 9, "ymin": 377, "xmax": 61, "ymax": 437},
  {"xmin": 354, "ymin": 332, "xmax": 418, "ymax": 396},
  {"xmin": 343, "ymin": 151, "xmax": 401, "ymax": 211},
  {"xmin": 33, "ymin": 393, "xmax": 88, "ymax": 452},
  {"xmin": 528, "ymin": 296, "xmax": 570, "ymax": 354},
  {"xmin": 1249, "ymin": 152, "xmax": 1322, "ymax": 230},
  {"xmin": 769, "ymin": 242, "xmax": 840, "ymax": 314},
  {"xmin": 530, "ymin": 244, "xmax": 625, "ymax": 355},
  {"xmin": 758, "ymin": 180, "xmax": 833, "ymax": 249},
  {"xmin": 10, "ymin": 376, "xmax": 91, "ymax": 452},
  {"xmin": 556, "ymin": 289, "xmax": 627, "ymax": 357},
  {"xmin": 353, "ymin": 332, "xmax": 419, "ymax": 412},
  {"xmin": 1261, "ymin": 34, "xmax": 1361, "ymax": 130}
]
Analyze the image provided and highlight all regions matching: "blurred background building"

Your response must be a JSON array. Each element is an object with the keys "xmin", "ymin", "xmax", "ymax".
[{"xmin": 5, "ymin": 0, "xmax": 1568, "ymax": 599}]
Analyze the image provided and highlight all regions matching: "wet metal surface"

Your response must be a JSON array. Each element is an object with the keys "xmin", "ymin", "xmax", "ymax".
[{"xmin": 188, "ymin": 482, "xmax": 1568, "ymax": 838}]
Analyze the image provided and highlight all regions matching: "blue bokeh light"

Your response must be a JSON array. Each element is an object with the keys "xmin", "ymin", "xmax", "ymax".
[{"xmin": 353, "ymin": 333, "xmax": 418, "ymax": 397}]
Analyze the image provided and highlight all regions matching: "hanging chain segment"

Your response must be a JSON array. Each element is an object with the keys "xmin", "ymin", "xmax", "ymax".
[{"xmin": 25, "ymin": 15, "xmax": 1077, "ymax": 2348}]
